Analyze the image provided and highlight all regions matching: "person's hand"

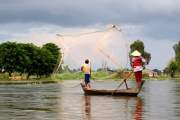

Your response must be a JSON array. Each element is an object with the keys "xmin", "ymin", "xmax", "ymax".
[{"xmin": 81, "ymin": 66, "xmax": 83, "ymax": 71}]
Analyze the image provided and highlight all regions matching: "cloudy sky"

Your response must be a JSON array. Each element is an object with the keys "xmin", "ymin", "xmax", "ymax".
[{"xmin": 0, "ymin": 0, "xmax": 179, "ymax": 70}]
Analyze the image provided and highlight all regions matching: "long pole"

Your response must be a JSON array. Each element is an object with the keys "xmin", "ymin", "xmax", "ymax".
[{"xmin": 112, "ymin": 71, "xmax": 133, "ymax": 94}]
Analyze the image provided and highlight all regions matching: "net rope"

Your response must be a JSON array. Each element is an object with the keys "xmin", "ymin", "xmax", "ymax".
[{"xmin": 55, "ymin": 25, "xmax": 129, "ymax": 73}]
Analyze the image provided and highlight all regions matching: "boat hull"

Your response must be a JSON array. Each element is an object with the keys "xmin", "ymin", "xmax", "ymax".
[{"xmin": 81, "ymin": 80, "xmax": 144, "ymax": 96}]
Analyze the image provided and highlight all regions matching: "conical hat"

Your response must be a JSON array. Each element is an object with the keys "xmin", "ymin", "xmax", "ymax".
[{"xmin": 131, "ymin": 50, "xmax": 141, "ymax": 56}]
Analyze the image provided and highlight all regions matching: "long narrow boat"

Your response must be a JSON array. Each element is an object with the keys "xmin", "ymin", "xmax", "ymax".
[{"xmin": 80, "ymin": 80, "xmax": 145, "ymax": 96}]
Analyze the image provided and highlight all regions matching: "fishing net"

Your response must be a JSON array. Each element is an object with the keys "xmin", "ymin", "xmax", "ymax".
[{"xmin": 56, "ymin": 26, "xmax": 129, "ymax": 71}]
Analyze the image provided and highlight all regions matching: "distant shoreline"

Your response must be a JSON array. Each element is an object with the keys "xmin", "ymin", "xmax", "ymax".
[{"xmin": 0, "ymin": 71, "xmax": 179, "ymax": 84}]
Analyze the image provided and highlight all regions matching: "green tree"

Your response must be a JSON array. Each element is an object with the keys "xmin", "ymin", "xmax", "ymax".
[
  {"xmin": 130, "ymin": 40, "xmax": 151, "ymax": 64},
  {"xmin": 33, "ymin": 48, "xmax": 54, "ymax": 77},
  {"xmin": 163, "ymin": 67, "xmax": 169, "ymax": 75},
  {"xmin": 25, "ymin": 45, "xmax": 56, "ymax": 78},
  {"xmin": 173, "ymin": 41, "xmax": 180, "ymax": 72},
  {"xmin": 168, "ymin": 60, "xmax": 178, "ymax": 77},
  {"xmin": 15, "ymin": 43, "xmax": 32, "ymax": 75},
  {"xmin": 42, "ymin": 43, "xmax": 61, "ymax": 72},
  {"xmin": 0, "ymin": 42, "xmax": 62, "ymax": 78},
  {"xmin": 0, "ymin": 42, "xmax": 29, "ymax": 76},
  {"xmin": 42, "ymin": 43, "xmax": 60, "ymax": 59},
  {"xmin": 22, "ymin": 44, "xmax": 40, "ymax": 78}
]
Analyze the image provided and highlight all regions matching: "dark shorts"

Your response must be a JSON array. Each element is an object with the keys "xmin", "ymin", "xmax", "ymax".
[{"xmin": 85, "ymin": 74, "xmax": 90, "ymax": 84}]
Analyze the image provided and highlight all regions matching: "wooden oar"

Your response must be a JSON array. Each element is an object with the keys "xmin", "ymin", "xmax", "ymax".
[{"xmin": 112, "ymin": 71, "xmax": 133, "ymax": 95}]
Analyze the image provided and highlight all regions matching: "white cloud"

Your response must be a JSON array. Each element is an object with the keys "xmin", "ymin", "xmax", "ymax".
[
  {"xmin": 0, "ymin": 0, "xmax": 179, "ymax": 70},
  {"xmin": 144, "ymin": 39, "xmax": 176, "ymax": 70},
  {"xmin": 0, "ymin": 23, "xmax": 176, "ymax": 70},
  {"xmin": 4, "ymin": 24, "xmax": 129, "ymax": 69}
]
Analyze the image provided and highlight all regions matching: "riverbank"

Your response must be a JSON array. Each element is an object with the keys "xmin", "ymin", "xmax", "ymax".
[
  {"xmin": 0, "ymin": 71, "xmax": 180, "ymax": 83},
  {"xmin": 52, "ymin": 71, "xmax": 180, "ymax": 80},
  {"xmin": 0, "ymin": 80, "xmax": 58, "ymax": 85},
  {"xmin": 53, "ymin": 71, "xmax": 119, "ymax": 80}
]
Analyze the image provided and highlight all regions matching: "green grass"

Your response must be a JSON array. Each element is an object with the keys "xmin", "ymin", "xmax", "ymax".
[
  {"xmin": 0, "ymin": 73, "xmax": 10, "ymax": 80},
  {"xmin": 0, "ymin": 71, "xmax": 180, "ymax": 81},
  {"xmin": 51, "ymin": 71, "xmax": 123, "ymax": 81},
  {"xmin": 52, "ymin": 72, "xmax": 84, "ymax": 80},
  {"xmin": 91, "ymin": 71, "xmax": 120, "ymax": 80}
]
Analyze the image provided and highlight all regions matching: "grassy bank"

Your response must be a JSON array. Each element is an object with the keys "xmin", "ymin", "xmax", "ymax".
[
  {"xmin": 52, "ymin": 71, "xmax": 119, "ymax": 80},
  {"xmin": 0, "ymin": 71, "xmax": 180, "ymax": 81},
  {"xmin": 144, "ymin": 74, "xmax": 180, "ymax": 80},
  {"xmin": 55, "ymin": 71, "xmax": 180, "ymax": 80},
  {"xmin": 0, "ymin": 71, "xmax": 121, "ymax": 81}
]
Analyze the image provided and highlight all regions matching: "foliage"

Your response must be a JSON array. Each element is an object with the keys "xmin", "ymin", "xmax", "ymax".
[
  {"xmin": 0, "ymin": 42, "xmax": 29, "ymax": 76},
  {"xmin": 42, "ymin": 43, "xmax": 60, "ymax": 59},
  {"xmin": 165, "ymin": 41, "xmax": 180, "ymax": 77},
  {"xmin": 173, "ymin": 41, "xmax": 180, "ymax": 72},
  {"xmin": 129, "ymin": 40, "xmax": 151, "ymax": 64},
  {"xmin": 168, "ymin": 60, "xmax": 178, "ymax": 77},
  {"xmin": 0, "ymin": 42, "xmax": 61, "ymax": 78},
  {"xmin": 42, "ymin": 43, "xmax": 62, "ymax": 73}
]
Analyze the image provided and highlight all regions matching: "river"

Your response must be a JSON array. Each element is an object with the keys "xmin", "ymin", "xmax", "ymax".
[{"xmin": 0, "ymin": 80, "xmax": 179, "ymax": 120}]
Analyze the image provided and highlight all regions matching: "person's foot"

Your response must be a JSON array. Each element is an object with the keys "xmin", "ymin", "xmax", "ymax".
[
  {"xmin": 134, "ymin": 88, "xmax": 139, "ymax": 92},
  {"xmin": 84, "ymin": 86, "xmax": 91, "ymax": 90},
  {"xmin": 86, "ymin": 87, "xmax": 91, "ymax": 90}
]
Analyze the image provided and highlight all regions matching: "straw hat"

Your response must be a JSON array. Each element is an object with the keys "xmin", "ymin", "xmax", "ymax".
[{"xmin": 131, "ymin": 50, "xmax": 141, "ymax": 56}]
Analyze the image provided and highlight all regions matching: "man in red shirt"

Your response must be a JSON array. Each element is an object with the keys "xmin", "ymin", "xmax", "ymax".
[{"xmin": 131, "ymin": 50, "xmax": 146, "ymax": 88}]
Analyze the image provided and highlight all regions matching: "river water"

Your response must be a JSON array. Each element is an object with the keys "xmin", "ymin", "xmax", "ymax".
[{"xmin": 0, "ymin": 80, "xmax": 179, "ymax": 120}]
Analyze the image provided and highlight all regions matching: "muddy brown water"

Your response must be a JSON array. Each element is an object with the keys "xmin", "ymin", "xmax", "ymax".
[{"xmin": 0, "ymin": 80, "xmax": 179, "ymax": 120}]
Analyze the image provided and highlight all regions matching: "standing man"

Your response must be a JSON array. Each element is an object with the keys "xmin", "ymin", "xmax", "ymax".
[
  {"xmin": 81, "ymin": 59, "xmax": 91, "ymax": 89},
  {"xmin": 131, "ymin": 50, "xmax": 146, "ymax": 88}
]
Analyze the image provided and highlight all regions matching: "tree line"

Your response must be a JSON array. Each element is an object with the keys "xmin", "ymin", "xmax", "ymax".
[
  {"xmin": 0, "ymin": 42, "xmax": 61, "ymax": 78},
  {"xmin": 165, "ymin": 41, "xmax": 180, "ymax": 77},
  {"xmin": 1, "ymin": 40, "xmax": 179, "ymax": 79}
]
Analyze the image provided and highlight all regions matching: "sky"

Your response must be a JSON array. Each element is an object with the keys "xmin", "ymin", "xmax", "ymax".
[{"xmin": 0, "ymin": 0, "xmax": 179, "ymax": 70}]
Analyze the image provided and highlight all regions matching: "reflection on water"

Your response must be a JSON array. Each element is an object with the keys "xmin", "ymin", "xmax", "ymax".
[
  {"xmin": 0, "ymin": 80, "xmax": 179, "ymax": 120},
  {"xmin": 82, "ymin": 95, "xmax": 144, "ymax": 120},
  {"xmin": 83, "ymin": 96, "xmax": 91, "ymax": 120},
  {"xmin": 133, "ymin": 97, "xmax": 143, "ymax": 120}
]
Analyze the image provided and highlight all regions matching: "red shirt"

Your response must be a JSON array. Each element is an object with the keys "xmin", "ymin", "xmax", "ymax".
[{"xmin": 132, "ymin": 56, "xmax": 145, "ymax": 72}]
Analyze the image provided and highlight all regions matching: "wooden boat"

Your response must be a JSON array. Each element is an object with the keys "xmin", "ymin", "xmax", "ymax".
[{"xmin": 80, "ymin": 80, "xmax": 145, "ymax": 96}]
